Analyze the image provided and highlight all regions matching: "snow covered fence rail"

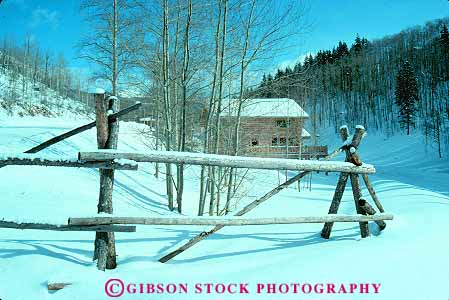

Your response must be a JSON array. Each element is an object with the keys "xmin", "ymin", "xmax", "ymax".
[
  {"xmin": 68, "ymin": 214, "xmax": 394, "ymax": 226},
  {"xmin": 0, "ymin": 220, "xmax": 136, "ymax": 232},
  {"xmin": 0, "ymin": 153, "xmax": 138, "ymax": 170},
  {"xmin": 78, "ymin": 150, "xmax": 376, "ymax": 174}
]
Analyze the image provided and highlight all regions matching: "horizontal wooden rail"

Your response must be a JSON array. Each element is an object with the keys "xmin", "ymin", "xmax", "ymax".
[
  {"xmin": 78, "ymin": 150, "xmax": 376, "ymax": 174},
  {"xmin": 69, "ymin": 214, "xmax": 393, "ymax": 226},
  {"xmin": 0, "ymin": 220, "xmax": 136, "ymax": 232},
  {"xmin": 0, "ymin": 153, "xmax": 138, "ymax": 170}
]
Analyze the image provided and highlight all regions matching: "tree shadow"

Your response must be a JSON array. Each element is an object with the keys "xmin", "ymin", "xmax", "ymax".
[
  {"xmin": 169, "ymin": 228, "xmax": 362, "ymax": 264},
  {"xmin": 119, "ymin": 225, "xmax": 363, "ymax": 265},
  {"xmin": 0, "ymin": 240, "xmax": 92, "ymax": 266},
  {"xmin": 114, "ymin": 181, "xmax": 167, "ymax": 214},
  {"xmin": 0, "ymin": 224, "xmax": 373, "ymax": 267}
]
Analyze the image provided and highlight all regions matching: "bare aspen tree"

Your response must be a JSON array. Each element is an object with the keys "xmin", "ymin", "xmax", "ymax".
[
  {"xmin": 79, "ymin": 0, "xmax": 137, "ymax": 97},
  {"xmin": 223, "ymin": 0, "xmax": 255, "ymax": 214},
  {"xmin": 209, "ymin": 0, "xmax": 229, "ymax": 216},
  {"xmin": 175, "ymin": 0, "xmax": 192, "ymax": 213},
  {"xmin": 198, "ymin": 0, "xmax": 223, "ymax": 216},
  {"xmin": 162, "ymin": 0, "xmax": 175, "ymax": 210}
]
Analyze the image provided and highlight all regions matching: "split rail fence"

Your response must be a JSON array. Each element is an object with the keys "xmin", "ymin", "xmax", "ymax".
[{"xmin": 0, "ymin": 90, "xmax": 393, "ymax": 272}]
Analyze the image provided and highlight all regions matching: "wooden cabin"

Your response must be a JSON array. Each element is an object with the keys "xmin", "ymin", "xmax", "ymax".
[
  {"xmin": 216, "ymin": 98, "xmax": 311, "ymax": 158},
  {"xmin": 139, "ymin": 116, "xmax": 157, "ymax": 131}
]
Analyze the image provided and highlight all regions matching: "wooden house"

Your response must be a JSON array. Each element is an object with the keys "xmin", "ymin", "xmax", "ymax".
[
  {"xmin": 139, "ymin": 116, "xmax": 157, "ymax": 129},
  {"xmin": 217, "ymin": 98, "xmax": 311, "ymax": 158}
]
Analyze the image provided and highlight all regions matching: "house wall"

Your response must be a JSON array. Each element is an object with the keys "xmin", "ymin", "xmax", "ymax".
[{"xmin": 218, "ymin": 116, "xmax": 307, "ymax": 158}]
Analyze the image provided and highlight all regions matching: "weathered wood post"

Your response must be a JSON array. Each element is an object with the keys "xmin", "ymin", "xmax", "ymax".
[
  {"xmin": 321, "ymin": 126, "xmax": 350, "ymax": 239},
  {"xmin": 348, "ymin": 126, "xmax": 369, "ymax": 238},
  {"xmin": 93, "ymin": 89, "xmax": 118, "ymax": 270}
]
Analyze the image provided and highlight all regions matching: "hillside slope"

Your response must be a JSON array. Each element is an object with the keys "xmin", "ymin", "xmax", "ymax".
[{"xmin": 0, "ymin": 64, "xmax": 92, "ymax": 120}]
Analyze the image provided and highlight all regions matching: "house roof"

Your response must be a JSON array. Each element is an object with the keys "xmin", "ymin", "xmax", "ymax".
[
  {"xmin": 221, "ymin": 98, "xmax": 309, "ymax": 118},
  {"xmin": 140, "ymin": 117, "xmax": 156, "ymax": 122},
  {"xmin": 301, "ymin": 128, "xmax": 311, "ymax": 138}
]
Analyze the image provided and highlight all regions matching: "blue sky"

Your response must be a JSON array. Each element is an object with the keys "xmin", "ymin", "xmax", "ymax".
[
  {"xmin": 277, "ymin": 0, "xmax": 449, "ymax": 70},
  {"xmin": 0, "ymin": 0, "xmax": 89, "ymax": 72},
  {"xmin": 0, "ymin": 0, "xmax": 448, "ymax": 75}
]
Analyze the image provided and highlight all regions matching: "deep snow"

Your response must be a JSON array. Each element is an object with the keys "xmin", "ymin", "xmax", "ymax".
[{"xmin": 0, "ymin": 116, "xmax": 448, "ymax": 300}]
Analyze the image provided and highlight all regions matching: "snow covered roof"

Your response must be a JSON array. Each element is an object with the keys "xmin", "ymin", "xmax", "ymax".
[
  {"xmin": 221, "ymin": 98, "xmax": 309, "ymax": 118},
  {"xmin": 301, "ymin": 128, "xmax": 311, "ymax": 138},
  {"xmin": 88, "ymin": 87, "xmax": 105, "ymax": 94},
  {"xmin": 140, "ymin": 117, "xmax": 156, "ymax": 122}
]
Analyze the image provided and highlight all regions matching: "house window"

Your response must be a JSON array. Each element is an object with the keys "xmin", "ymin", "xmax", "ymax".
[
  {"xmin": 272, "ymin": 136, "xmax": 287, "ymax": 146},
  {"xmin": 251, "ymin": 138, "xmax": 259, "ymax": 146},
  {"xmin": 272, "ymin": 136, "xmax": 297, "ymax": 146},
  {"xmin": 276, "ymin": 120, "xmax": 291, "ymax": 128}
]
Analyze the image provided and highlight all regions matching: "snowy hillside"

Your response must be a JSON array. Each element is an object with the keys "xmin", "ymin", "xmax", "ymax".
[
  {"xmin": 0, "ymin": 114, "xmax": 448, "ymax": 300},
  {"xmin": 0, "ymin": 66, "xmax": 92, "ymax": 120}
]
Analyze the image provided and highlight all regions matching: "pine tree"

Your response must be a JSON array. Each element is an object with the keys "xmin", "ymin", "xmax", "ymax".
[
  {"xmin": 439, "ymin": 24, "xmax": 449, "ymax": 79},
  {"xmin": 395, "ymin": 60, "xmax": 419, "ymax": 135},
  {"xmin": 350, "ymin": 35, "xmax": 368, "ymax": 54},
  {"xmin": 440, "ymin": 24, "xmax": 449, "ymax": 47},
  {"xmin": 266, "ymin": 74, "xmax": 274, "ymax": 98},
  {"xmin": 336, "ymin": 41, "xmax": 349, "ymax": 59},
  {"xmin": 351, "ymin": 35, "xmax": 363, "ymax": 53}
]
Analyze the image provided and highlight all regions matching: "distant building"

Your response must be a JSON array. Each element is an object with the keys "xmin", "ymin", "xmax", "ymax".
[
  {"xmin": 139, "ymin": 116, "xmax": 157, "ymax": 128},
  {"xmin": 216, "ymin": 98, "xmax": 312, "ymax": 158}
]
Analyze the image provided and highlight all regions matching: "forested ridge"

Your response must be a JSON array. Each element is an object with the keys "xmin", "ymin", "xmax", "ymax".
[{"xmin": 256, "ymin": 17, "xmax": 449, "ymax": 157}]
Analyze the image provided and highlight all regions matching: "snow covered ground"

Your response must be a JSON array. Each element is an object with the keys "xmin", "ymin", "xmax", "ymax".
[{"xmin": 0, "ymin": 116, "xmax": 448, "ymax": 300}]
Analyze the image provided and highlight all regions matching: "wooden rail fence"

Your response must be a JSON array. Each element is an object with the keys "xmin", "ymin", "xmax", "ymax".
[{"xmin": 0, "ymin": 90, "xmax": 392, "ymax": 271}]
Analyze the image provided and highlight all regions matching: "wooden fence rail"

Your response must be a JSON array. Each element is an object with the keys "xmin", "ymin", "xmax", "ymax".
[
  {"xmin": 68, "ymin": 214, "xmax": 393, "ymax": 226},
  {"xmin": 0, "ymin": 153, "xmax": 138, "ymax": 170},
  {"xmin": 78, "ymin": 150, "xmax": 376, "ymax": 174},
  {"xmin": 0, "ymin": 220, "xmax": 136, "ymax": 232}
]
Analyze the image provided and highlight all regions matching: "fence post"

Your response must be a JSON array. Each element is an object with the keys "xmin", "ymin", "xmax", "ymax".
[
  {"xmin": 93, "ymin": 89, "xmax": 118, "ymax": 270},
  {"xmin": 321, "ymin": 126, "xmax": 350, "ymax": 239},
  {"xmin": 348, "ymin": 126, "xmax": 370, "ymax": 237}
]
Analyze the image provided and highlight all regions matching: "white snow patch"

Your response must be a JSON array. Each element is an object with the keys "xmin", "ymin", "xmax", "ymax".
[
  {"xmin": 0, "ymin": 152, "xmax": 78, "ymax": 162},
  {"xmin": 113, "ymin": 158, "xmax": 138, "ymax": 167},
  {"xmin": 94, "ymin": 88, "xmax": 105, "ymax": 94},
  {"xmin": 222, "ymin": 98, "xmax": 309, "ymax": 118}
]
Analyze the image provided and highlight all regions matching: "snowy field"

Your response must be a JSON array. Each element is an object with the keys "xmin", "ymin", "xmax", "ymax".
[{"xmin": 0, "ymin": 117, "xmax": 448, "ymax": 300}]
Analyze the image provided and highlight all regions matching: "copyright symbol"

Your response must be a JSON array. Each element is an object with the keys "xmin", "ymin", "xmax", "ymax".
[{"xmin": 105, "ymin": 278, "xmax": 124, "ymax": 297}]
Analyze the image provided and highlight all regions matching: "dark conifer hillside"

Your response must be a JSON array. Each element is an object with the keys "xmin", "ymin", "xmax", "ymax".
[{"xmin": 255, "ymin": 18, "xmax": 449, "ymax": 157}]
